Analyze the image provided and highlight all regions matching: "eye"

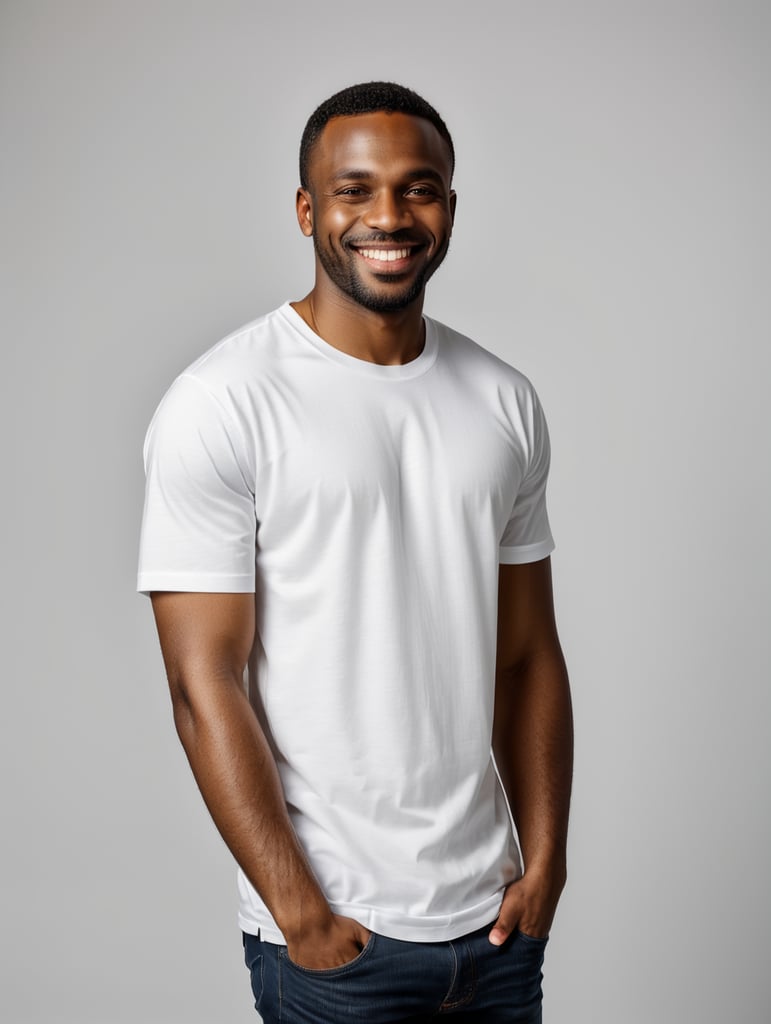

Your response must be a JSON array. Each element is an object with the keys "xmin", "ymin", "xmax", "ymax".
[
  {"xmin": 336, "ymin": 186, "xmax": 367, "ymax": 197},
  {"xmin": 406, "ymin": 186, "xmax": 437, "ymax": 198}
]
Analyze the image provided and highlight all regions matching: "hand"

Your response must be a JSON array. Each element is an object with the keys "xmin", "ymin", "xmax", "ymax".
[
  {"xmin": 488, "ymin": 867, "xmax": 566, "ymax": 946},
  {"xmin": 286, "ymin": 913, "xmax": 372, "ymax": 970}
]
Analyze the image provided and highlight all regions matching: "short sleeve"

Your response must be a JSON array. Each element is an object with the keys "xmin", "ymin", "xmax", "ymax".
[
  {"xmin": 137, "ymin": 374, "xmax": 257, "ymax": 594},
  {"xmin": 498, "ymin": 387, "xmax": 555, "ymax": 565}
]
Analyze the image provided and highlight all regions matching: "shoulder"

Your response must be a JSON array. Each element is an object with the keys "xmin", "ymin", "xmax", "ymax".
[
  {"xmin": 144, "ymin": 304, "xmax": 298, "ymax": 445},
  {"xmin": 178, "ymin": 304, "xmax": 295, "ymax": 395},
  {"xmin": 428, "ymin": 316, "xmax": 535, "ymax": 388},
  {"xmin": 427, "ymin": 315, "xmax": 544, "ymax": 415}
]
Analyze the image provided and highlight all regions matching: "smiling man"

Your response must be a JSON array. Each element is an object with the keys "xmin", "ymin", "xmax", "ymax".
[{"xmin": 138, "ymin": 82, "xmax": 573, "ymax": 1023}]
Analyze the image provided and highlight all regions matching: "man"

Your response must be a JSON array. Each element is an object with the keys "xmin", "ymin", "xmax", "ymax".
[{"xmin": 138, "ymin": 82, "xmax": 573, "ymax": 1023}]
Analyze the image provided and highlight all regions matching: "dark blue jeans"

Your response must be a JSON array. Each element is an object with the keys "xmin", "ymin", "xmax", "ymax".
[{"xmin": 243, "ymin": 922, "xmax": 546, "ymax": 1023}]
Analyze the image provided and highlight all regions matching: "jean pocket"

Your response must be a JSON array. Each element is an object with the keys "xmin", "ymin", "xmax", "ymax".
[
  {"xmin": 280, "ymin": 932, "xmax": 377, "ymax": 977},
  {"xmin": 242, "ymin": 936, "xmax": 265, "ymax": 1009}
]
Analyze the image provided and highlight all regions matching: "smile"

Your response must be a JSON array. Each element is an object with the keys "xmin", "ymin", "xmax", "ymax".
[{"xmin": 356, "ymin": 247, "xmax": 412, "ymax": 262}]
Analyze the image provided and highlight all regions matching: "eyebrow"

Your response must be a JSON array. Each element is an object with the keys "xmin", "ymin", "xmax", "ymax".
[{"xmin": 329, "ymin": 167, "xmax": 447, "ymax": 185}]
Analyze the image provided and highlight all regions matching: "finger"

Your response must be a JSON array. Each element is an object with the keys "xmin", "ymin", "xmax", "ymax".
[
  {"xmin": 488, "ymin": 886, "xmax": 522, "ymax": 946},
  {"xmin": 488, "ymin": 919, "xmax": 513, "ymax": 946}
]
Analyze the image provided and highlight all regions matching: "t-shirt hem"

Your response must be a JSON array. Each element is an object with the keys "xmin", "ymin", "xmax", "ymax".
[
  {"xmin": 498, "ymin": 538, "xmax": 555, "ymax": 565},
  {"xmin": 238, "ymin": 890, "xmax": 505, "ymax": 945},
  {"xmin": 136, "ymin": 572, "xmax": 255, "ymax": 596}
]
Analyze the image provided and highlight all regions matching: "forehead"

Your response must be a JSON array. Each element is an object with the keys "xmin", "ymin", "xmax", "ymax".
[{"xmin": 309, "ymin": 111, "xmax": 453, "ymax": 186}]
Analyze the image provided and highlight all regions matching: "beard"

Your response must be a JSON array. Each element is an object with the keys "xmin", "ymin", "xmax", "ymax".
[{"xmin": 313, "ymin": 232, "xmax": 449, "ymax": 314}]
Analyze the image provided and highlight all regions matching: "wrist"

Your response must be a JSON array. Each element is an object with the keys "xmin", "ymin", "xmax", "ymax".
[
  {"xmin": 276, "ymin": 892, "xmax": 334, "ymax": 945},
  {"xmin": 521, "ymin": 849, "xmax": 567, "ymax": 888}
]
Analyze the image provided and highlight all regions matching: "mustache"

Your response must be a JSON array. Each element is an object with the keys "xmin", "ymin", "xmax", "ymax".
[{"xmin": 344, "ymin": 232, "xmax": 425, "ymax": 247}]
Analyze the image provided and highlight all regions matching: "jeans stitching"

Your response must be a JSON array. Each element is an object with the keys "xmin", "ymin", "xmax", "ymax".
[
  {"xmin": 438, "ymin": 941, "xmax": 459, "ymax": 1010},
  {"xmin": 440, "ymin": 938, "xmax": 476, "ymax": 1011},
  {"xmin": 280, "ymin": 933, "xmax": 377, "ymax": 978},
  {"xmin": 277, "ymin": 943, "xmax": 284, "ymax": 1021}
]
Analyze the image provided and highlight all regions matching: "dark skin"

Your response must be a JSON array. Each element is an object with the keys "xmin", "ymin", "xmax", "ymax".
[
  {"xmin": 490, "ymin": 557, "xmax": 573, "ymax": 944},
  {"xmin": 292, "ymin": 111, "xmax": 456, "ymax": 365},
  {"xmin": 151, "ymin": 110, "xmax": 573, "ymax": 970}
]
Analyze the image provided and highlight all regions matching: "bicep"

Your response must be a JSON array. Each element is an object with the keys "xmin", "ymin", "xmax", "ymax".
[
  {"xmin": 495, "ymin": 557, "xmax": 561, "ymax": 674},
  {"xmin": 151, "ymin": 591, "xmax": 255, "ymax": 703}
]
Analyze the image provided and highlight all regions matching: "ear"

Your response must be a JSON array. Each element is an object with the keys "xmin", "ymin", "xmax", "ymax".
[
  {"xmin": 296, "ymin": 187, "xmax": 314, "ymax": 237},
  {"xmin": 449, "ymin": 189, "xmax": 457, "ymax": 226}
]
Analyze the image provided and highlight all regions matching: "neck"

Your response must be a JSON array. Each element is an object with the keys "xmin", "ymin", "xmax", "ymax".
[{"xmin": 291, "ymin": 284, "xmax": 426, "ymax": 366}]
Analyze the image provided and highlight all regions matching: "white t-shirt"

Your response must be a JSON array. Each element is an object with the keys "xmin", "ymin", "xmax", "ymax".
[{"xmin": 138, "ymin": 303, "xmax": 554, "ymax": 943}]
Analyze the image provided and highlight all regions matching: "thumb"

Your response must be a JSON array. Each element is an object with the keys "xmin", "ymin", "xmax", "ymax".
[{"xmin": 488, "ymin": 885, "xmax": 522, "ymax": 946}]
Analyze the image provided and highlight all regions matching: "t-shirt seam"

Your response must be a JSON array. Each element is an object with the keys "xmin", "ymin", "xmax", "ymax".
[
  {"xmin": 499, "ymin": 539, "xmax": 552, "ymax": 550},
  {"xmin": 278, "ymin": 303, "xmax": 440, "ymax": 381},
  {"xmin": 177, "ymin": 372, "xmax": 256, "ymax": 497},
  {"xmin": 138, "ymin": 570, "xmax": 253, "ymax": 577},
  {"xmin": 186, "ymin": 313, "xmax": 270, "ymax": 375},
  {"xmin": 517, "ymin": 388, "xmax": 549, "ymax": 495}
]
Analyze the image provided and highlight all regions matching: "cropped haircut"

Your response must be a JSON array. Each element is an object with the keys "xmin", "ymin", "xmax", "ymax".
[{"xmin": 299, "ymin": 81, "xmax": 455, "ymax": 190}]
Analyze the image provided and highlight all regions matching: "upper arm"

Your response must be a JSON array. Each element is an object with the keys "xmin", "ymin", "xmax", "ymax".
[
  {"xmin": 495, "ymin": 557, "xmax": 562, "ymax": 676},
  {"xmin": 137, "ymin": 375, "xmax": 257, "ymax": 596},
  {"xmin": 498, "ymin": 384, "xmax": 554, "ymax": 567},
  {"xmin": 150, "ymin": 591, "xmax": 255, "ymax": 705},
  {"xmin": 138, "ymin": 372, "xmax": 258, "ymax": 703}
]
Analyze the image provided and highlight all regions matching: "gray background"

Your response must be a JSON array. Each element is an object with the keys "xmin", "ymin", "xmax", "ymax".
[{"xmin": 2, "ymin": 1, "xmax": 769, "ymax": 1022}]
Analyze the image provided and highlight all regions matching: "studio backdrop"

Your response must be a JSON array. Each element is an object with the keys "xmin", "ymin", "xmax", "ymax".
[{"xmin": 2, "ymin": 2, "xmax": 769, "ymax": 1022}]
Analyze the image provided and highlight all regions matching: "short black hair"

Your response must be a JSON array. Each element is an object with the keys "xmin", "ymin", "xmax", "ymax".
[{"xmin": 299, "ymin": 81, "xmax": 455, "ymax": 190}]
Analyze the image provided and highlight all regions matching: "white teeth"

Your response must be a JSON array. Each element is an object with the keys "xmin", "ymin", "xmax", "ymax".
[{"xmin": 359, "ymin": 248, "xmax": 410, "ymax": 262}]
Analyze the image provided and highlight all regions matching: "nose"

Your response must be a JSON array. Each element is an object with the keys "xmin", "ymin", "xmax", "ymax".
[{"xmin": 362, "ymin": 189, "xmax": 413, "ymax": 233}]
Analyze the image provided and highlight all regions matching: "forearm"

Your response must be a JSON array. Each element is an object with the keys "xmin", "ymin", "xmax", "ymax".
[
  {"xmin": 493, "ymin": 645, "xmax": 573, "ymax": 878},
  {"xmin": 171, "ymin": 673, "xmax": 330, "ymax": 941}
]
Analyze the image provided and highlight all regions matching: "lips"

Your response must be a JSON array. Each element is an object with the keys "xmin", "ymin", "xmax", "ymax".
[{"xmin": 350, "ymin": 242, "xmax": 423, "ymax": 274}]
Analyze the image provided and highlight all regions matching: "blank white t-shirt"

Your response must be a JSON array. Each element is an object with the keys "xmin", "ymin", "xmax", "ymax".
[{"xmin": 138, "ymin": 303, "xmax": 554, "ymax": 943}]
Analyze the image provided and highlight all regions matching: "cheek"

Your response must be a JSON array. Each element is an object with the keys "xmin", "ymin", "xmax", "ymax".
[
  {"xmin": 322, "ymin": 206, "xmax": 357, "ymax": 238},
  {"xmin": 421, "ymin": 206, "xmax": 452, "ymax": 234}
]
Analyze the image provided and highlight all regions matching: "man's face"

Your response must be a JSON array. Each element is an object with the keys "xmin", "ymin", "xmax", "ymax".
[{"xmin": 298, "ymin": 111, "xmax": 456, "ymax": 314}]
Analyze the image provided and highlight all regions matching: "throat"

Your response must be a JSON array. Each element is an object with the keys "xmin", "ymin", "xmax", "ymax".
[{"xmin": 291, "ymin": 293, "xmax": 426, "ymax": 366}]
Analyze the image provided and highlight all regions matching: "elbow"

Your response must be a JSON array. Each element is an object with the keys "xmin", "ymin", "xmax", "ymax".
[
  {"xmin": 167, "ymin": 669, "xmax": 198, "ymax": 743},
  {"xmin": 164, "ymin": 659, "xmax": 246, "ymax": 744},
  {"xmin": 165, "ymin": 658, "xmax": 212, "ymax": 738}
]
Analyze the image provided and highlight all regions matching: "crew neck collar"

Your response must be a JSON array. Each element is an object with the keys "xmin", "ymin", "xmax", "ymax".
[{"xmin": 279, "ymin": 302, "xmax": 438, "ymax": 381}]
